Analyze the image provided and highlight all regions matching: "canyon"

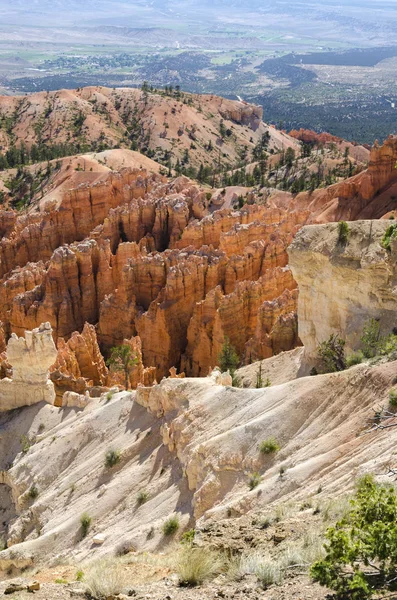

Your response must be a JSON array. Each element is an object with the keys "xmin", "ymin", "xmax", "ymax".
[
  {"xmin": 1, "ymin": 86, "xmax": 397, "ymax": 599},
  {"xmin": 0, "ymin": 131, "xmax": 396, "ymax": 390}
]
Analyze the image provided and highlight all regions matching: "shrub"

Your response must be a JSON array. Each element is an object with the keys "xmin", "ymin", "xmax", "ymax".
[
  {"xmin": 105, "ymin": 448, "xmax": 121, "ymax": 468},
  {"xmin": 177, "ymin": 546, "xmax": 223, "ymax": 586},
  {"xmin": 181, "ymin": 529, "xmax": 195, "ymax": 544},
  {"xmin": 163, "ymin": 515, "xmax": 179, "ymax": 536},
  {"xmin": 337, "ymin": 220, "xmax": 349, "ymax": 245},
  {"xmin": 381, "ymin": 223, "xmax": 397, "ymax": 251},
  {"xmin": 259, "ymin": 516, "xmax": 273, "ymax": 529},
  {"xmin": 379, "ymin": 333, "xmax": 397, "ymax": 356},
  {"xmin": 28, "ymin": 484, "xmax": 39, "ymax": 499},
  {"xmin": 218, "ymin": 337, "xmax": 239, "ymax": 377},
  {"xmin": 80, "ymin": 512, "xmax": 92, "ymax": 538},
  {"xmin": 346, "ymin": 350, "xmax": 364, "ymax": 367},
  {"xmin": 105, "ymin": 390, "xmax": 114, "ymax": 402},
  {"xmin": 55, "ymin": 578, "xmax": 68, "ymax": 584},
  {"xmin": 311, "ymin": 475, "xmax": 397, "ymax": 599},
  {"xmin": 280, "ymin": 544, "xmax": 304, "ymax": 568},
  {"xmin": 136, "ymin": 491, "xmax": 149, "ymax": 506},
  {"xmin": 115, "ymin": 540, "xmax": 135, "ymax": 556},
  {"xmin": 106, "ymin": 345, "xmax": 138, "ymax": 390},
  {"xmin": 248, "ymin": 472, "xmax": 261, "ymax": 490},
  {"xmin": 237, "ymin": 553, "xmax": 283, "ymax": 588},
  {"xmin": 259, "ymin": 438, "xmax": 280, "ymax": 455},
  {"xmin": 317, "ymin": 334, "xmax": 346, "ymax": 373},
  {"xmin": 20, "ymin": 435, "xmax": 31, "ymax": 454},
  {"xmin": 360, "ymin": 318, "xmax": 381, "ymax": 358},
  {"xmin": 389, "ymin": 388, "xmax": 397, "ymax": 407},
  {"xmin": 256, "ymin": 364, "xmax": 263, "ymax": 388},
  {"xmin": 75, "ymin": 569, "xmax": 84, "ymax": 582},
  {"xmin": 84, "ymin": 558, "xmax": 127, "ymax": 599}
]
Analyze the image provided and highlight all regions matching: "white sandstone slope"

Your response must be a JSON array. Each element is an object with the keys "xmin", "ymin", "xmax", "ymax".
[{"xmin": 0, "ymin": 357, "xmax": 396, "ymax": 575}]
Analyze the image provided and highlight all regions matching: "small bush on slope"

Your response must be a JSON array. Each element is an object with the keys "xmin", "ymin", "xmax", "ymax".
[
  {"xmin": 80, "ymin": 512, "xmax": 92, "ymax": 539},
  {"xmin": 311, "ymin": 475, "xmax": 397, "ymax": 599},
  {"xmin": 105, "ymin": 448, "xmax": 121, "ymax": 468},
  {"xmin": 84, "ymin": 558, "xmax": 127, "ymax": 599},
  {"xmin": 346, "ymin": 350, "xmax": 364, "ymax": 367},
  {"xmin": 389, "ymin": 388, "xmax": 397, "ymax": 407},
  {"xmin": 177, "ymin": 546, "xmax": 223, "ymax": 586},
  {"xmin": 337, "ymin": 221, "xmax": 349, "ymax": 245},
  {"xmin": 163, "ymin": 515, "xmax": 179, "ymax": 536},
  {"xmin": 235, "ymin": 553, "xmax": 283, "ymax": 588},
  {"xmin": 259, "ymin": 438, "xmax": 280, "ymax": 454},
  {"xmin": 381, "ymin": 223, "xmax": 397, "ymax": 251},
  {"xmin": 317, "ymin": 334, "xmax": 346, "ymax": 373}
]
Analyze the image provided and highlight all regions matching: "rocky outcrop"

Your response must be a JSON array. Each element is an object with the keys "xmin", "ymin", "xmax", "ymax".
[
  {"xmin": 288, "ymin": 220, "xmax": 395, "ymax": 366},
  {"xmin": 0, "ymin": 323, "xmax": 57, "ymax": 411},
  {"xmin": 290, "ymin": 136, "xmax": 397, "ymax": 223},
  {"xmin": 50, "ymin": 323, "xmax": 156, "ymax": 401}
]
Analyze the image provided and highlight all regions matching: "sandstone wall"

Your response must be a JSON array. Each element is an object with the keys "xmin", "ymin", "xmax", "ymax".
[{"xmin": 288, "ymin": 220, "xmax": 396, "ymax": 366}]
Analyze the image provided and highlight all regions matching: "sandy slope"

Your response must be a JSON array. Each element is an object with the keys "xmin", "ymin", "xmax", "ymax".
[{"xmin": 0, "ymin": 355, "xmax": 396, "ymax": 575}]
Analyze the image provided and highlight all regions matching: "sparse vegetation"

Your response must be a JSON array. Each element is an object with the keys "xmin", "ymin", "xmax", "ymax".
[
  {"xmin": 181, "ymin": 529, "xmax": 195, "ymax": 545},
  {"xmin": 106, "ymin": 345, "xmax": 138, "ymax": 390},
  {"xmin": 360, "ymin": 318, "xmax": 381, "ymax": 358},
  {"xmin": 311, "ymin": 474, "xmax": 397, "ymax": 599},
  {"xmin": 236, "ymin": 553, "xmax": 283, "ymax": 588},
  {"xmin": 28, "ymin": 484, "xmax": 39, "ymax": 499},
  {"xmin": 337, "ymin": 220, "xmax": 349, "ymax": 245},
  {"xmin": 218, "ymin": 336, "xmax": 239, "ymax": 374},
  {"xmin": 218, "ymin": 336, "xmax": 240, "ymax": 387},
  {"xmin": 105, "ymin": 390, "xmax": 115, "ymax": 402},
  {"xmin": 177, "ymin": 545, "xmax": 223, "ymax": 586},
  {"xmin": 84, "ymin": 558, "xmax": 127, "ymax": 599},
  {"xmin": 163, "ymin": 515, "xmax": 180, "ymax": 536},
  {"xmin": 105, "ymin": 448, "xmax": 121, "ymax": 468},
  {"xmin": 381, "ymin": 223, "xmax": 397, "ymax": 251},
  {"xmin": 20, "ymin": 434, "xmax": 31, "ymax": 454},
  {"xmin": 259, "ymin": 438, "xmax": 280, "ymax": 455},
  {"xmin": 389, "ymin": 388, "xmax": 397, "ymax": 407},
  {"xmin": 80, "ymin": 512, "xmax": 92, "ymax": 539},
  {"xmin": 136, "ymin": 490, "xmax": 149, "ymax": 506},
  {"xmin": 248, "ymin": 472, "xmax": 262, "ymax": 490},
  {"xmin": 346, "ymin": 350, "xmax": 364, "ymax": 367},
  {"xmin": 317, "ymin": 334, "xmax": 346, "ymax": 373}
]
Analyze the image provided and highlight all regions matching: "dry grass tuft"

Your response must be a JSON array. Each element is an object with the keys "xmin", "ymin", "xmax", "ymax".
[
  {"xmin": 176, "ymin": 545, "xmax": 223, "ymax": 586},
  {"xmin": 234, "ymin": 552, "xmax": 283, "ymax": 588},
  {"xmin": 84, "ymin": 557, "xmax": 128, "ymax": 599}
]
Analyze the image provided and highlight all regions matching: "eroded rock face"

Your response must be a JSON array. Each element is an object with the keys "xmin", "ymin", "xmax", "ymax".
[
  {"xmin": 0, "ymin": 166, "xmax": 301, "ymax": 380},
  {"xmin": 288, "ymin": 220, "xmax": 395, "ymax": 366},
  {"xmin": 1, "ymin": 137, "xmax": 396, "ymax": 383},
  {"xmin": 0, "ymin": 323, "xmax": 57, "ymax": 411}
]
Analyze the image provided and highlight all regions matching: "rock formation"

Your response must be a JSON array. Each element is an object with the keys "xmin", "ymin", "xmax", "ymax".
[
  {"xmin": 0, "ymin": 323, "xmax": 57, "ymax": 411},
  {"xmin": 288, "ymin": 219, "xmax": 395, "ymax": 366},
  {"xmin": 1, "ymin": 131, "xmax": 397, "ymax": 384}
]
